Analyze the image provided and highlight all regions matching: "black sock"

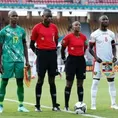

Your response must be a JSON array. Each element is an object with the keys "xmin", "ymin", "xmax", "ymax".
[
  {"xmin": 77, "ymin": 87, "xmax": 84, "ymax": 102},
  {"xmin": 50, "ymin": 83, "xmax": 57, "ymax": 107},
  {"xmin": 35, "ymin": 83, "xmax": 43, "ymax": 108},
  {"xmin": 65, "ymin": 86, "xmax": 71, "ymax": 108}
]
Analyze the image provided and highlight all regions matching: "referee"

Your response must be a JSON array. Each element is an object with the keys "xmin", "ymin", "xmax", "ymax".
[
  {"xmin": 61, "ymin": 21, "xmax": 88, "ymax": 111},
  {"xmin": 30, "ymin": 9, "xmax": 60, "ymax": 111}
]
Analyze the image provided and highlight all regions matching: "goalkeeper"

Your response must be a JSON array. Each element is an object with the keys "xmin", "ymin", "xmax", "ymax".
[{"xmin": 0, "ymin": 10, "xmax": 30, "ymax": 113}]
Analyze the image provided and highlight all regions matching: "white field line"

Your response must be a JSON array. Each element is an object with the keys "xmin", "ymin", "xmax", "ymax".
[{"xmin": 5, "ymin": 98, "xmax": 105, "ymax": 118}]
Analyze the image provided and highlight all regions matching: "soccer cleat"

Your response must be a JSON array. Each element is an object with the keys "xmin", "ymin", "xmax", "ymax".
[
  {"xmin": 35, "ymin": 105, "xmax": 42, "ymax": 112},
  {"xmin": 18, "ymin": 106, "xmax": 29, "ymax": 112},
  {"xmin": 111, "ymin": 104, "xmax": 118, "ymax": 110},
  {"xmin": 52, "ymin": 103, "xmax": 60, "ymax": 111},
  {"xmin": 64, "ymin": 107, "xmax": 70, "ymax": 112},
  {"xmin": 0, "ymin": 105, "xmax": 3, "ymax": 113},
  {"xmin": 91, "ymin": 105, "xmax": 96, "ymax": 110}
]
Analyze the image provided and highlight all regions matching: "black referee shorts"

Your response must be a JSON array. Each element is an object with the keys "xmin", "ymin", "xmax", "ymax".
[
  {"xmin": 65, "ymin": 55, "xmax": 86, "ymax": 80},
  {"xmin": 36, "ymin": 49, "xmax": 57, "ymax": 78}
]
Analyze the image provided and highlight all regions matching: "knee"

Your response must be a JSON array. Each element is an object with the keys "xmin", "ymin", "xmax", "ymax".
[
  {"xmin": 48, "ymin": 76, "xmax": 55, "ymax": 85},
  {"xmin": 1, "ymin": 79, "xmax": 8, "ymax": 86},
  {"xmin": 66, "ymin": 80, "xmax": 73, "ymax": 88},
  {"xmin": 77, "ymin": 80, "xmax": 84, "ymax": 87},
  {"xmin": 37, "ymin": 76, "xmax": 44, "ymax": 86},
  {"xmin": 16, "ymin": 79, "xmax": 23, "ymax": 86}
]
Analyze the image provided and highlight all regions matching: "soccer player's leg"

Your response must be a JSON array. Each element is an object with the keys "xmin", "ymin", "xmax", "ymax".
[
  {"xmin": 0, "ymin": 79, "xmax": 9, "ymax": 113},
  {"xmin": 35, "ymin": 50, "xmax": 47, "ymax": 112},
  {"xmin": 91, "ymin": 62, "xmax": 101, "ymax": 110},
  {"xmin": 76, "ymin": 56, "xmax": 86, "ymax": 104},
  {"xmin": 48, "ymin": 50, "xmax": 60, "ymax": 111},
  {"xmin": 15, "ymin": 62, "xmax": 29, "ymax": 112},
  {"xmin": 64, "ymin": 75, "xmax": 74, "ymax": 111},
  {"xmin": 0, "ymin": 62, "xmax": 14, "ymax": 113},
  {"xmin": 64, "ymin": 55, "xmax": 75, "ymax": 111},
  {"xmin": 107, "ymin": 76, "xmax": 118, "ymax": 109}
]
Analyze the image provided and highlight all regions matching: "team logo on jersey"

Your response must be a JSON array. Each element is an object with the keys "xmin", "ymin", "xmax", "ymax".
[
  {"xmin": 13, "ymin": 36, "xmax": 18, "ymax": 43},
  {"xmin": 71, "ymin": 47, "xmax": 74, "ymax": 50},
  {"xmin": 41, "ymin": 37, "xmax": 44, "ymax": 40}
]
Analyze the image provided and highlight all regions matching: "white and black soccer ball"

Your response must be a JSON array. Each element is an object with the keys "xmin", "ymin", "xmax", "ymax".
[{"xmin": 74, "ymin": 102, "xmax": 87, "ymax": 114}]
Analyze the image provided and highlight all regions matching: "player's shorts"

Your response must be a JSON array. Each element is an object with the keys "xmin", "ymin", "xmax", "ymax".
[
  {"xmin": 65, "ymin": 55, "xmax": 86, "ymax": 80},
  {"xmin": 1, "ymin": 62, "xmax": 24, "ymax": 79},
  {"xmin": 93, "ymin": 62, "xmax": 115, "ymax": 79},
  {"xmin": 36, "ymin": 49, "xmax": 57, "ymax": 78}
]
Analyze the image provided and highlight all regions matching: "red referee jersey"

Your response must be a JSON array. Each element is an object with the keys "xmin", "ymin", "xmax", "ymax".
[
  {"xmin": 62, "ymin": 33, "xmax": 87, "ymax": 56},
  {"xmin": 31, "ymin": 23, "xmax": 59, "ymax": 50}
]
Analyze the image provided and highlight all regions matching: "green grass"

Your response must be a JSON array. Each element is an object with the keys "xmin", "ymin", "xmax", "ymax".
[{"xmin": 0, "ymin": 72, "xmax": 118, "ymax": 118}]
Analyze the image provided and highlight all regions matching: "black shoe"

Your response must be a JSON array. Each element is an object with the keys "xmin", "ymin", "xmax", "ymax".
[
  {"xmin": 64, "ymin": 107, "xmax": 70, "ymax": 111},
  {"xmin": 52, "ymin": 103, "xmax": 61, "ymax": 111},
  {"xmin": 35, "ymin": 105, "xmax": 42, "ymax": 112}
]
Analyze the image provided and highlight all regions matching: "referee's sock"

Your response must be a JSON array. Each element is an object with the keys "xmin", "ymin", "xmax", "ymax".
[
  {"xmin": 65, "ymin": 86, "xmax": 71, "ymax": 108},
  {"xmin": 50, "ymin": 83, "xmax": 57, "ymax": 107},
  {"xmin": 77, "ymin": 86, "xmax": 83, "ymax": 102}
]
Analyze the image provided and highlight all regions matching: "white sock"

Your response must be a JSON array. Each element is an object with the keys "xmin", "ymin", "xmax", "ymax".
[
  {"xmin": 108, "ymin": 81, "xmax": 116, "ymax": 105},
  {"xmin": 91, "ymin": 79, "xmax": 100, "ymax": 106}
]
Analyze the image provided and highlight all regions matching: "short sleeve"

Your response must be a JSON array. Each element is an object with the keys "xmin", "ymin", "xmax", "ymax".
[
  {"xmin": 61, "ymin": 34, "xmax": 69, "ymax": 47},
  {"xmin": 89, "ymin": 33, "xmax": 96, "ymax": 43},
  {"xmin": 54, "ymin": 25, "xmax": 59, "ymax": 40},
  {"xmin": 31, "ymin": 25, "xmax": 38, "ymax": 41},
  {"xmin": 111, "ymin": 32, "xmax": 116, "ymax": 42},
  {"xmin": 0, "ymin": 30, "xmax": 5, "ymax": 44}
]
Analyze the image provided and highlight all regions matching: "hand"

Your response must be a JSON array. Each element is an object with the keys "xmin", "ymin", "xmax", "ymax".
[
  {"xmin": 96, "ymin": 57, "xmax": 102, "ymax": 63},
  {"xmin": 25, "ymin": 62, "xmax": 30, "ymax": 70},
  {"xmin": 63, "ymin": 58, "xmax": 66, "ymax": 64},
  {"xmin": 112, "ymin": 57, "xmax": 117, "ymax": 63}
]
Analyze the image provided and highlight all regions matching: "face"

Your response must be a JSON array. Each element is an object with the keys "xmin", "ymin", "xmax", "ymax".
[
  {"xmin": 8, "ymin": 11, "xmax": 19, "ymax": 24},
  {"xmin": 72, "ymin": 21, "xmax": 81, "ymax": 32},
  {"xmin": 43, "ymin": 11, "xmax": 52, "ymax": 25},
  {"xmin": 99, "ymin": 15, "xmax": 109, "ymax": 27}
]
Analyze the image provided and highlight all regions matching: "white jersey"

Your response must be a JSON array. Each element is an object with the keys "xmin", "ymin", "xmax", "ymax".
[{"xmin": 89, "ymin": 29, "xmax": 115, "ymax": 62}]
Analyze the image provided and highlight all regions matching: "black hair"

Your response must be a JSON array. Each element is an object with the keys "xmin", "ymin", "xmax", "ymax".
[{"xmin": 43, "ymin": 9, "xmax": 51, "ymax": 15}]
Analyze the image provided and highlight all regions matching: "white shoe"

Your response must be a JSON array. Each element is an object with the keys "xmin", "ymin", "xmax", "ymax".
[
  {"xmin": 18, "ymin": 106, "xmax": 29, "ymax": 112},
  {"xmin": 111, "ymin": 104, "xmax": 118, "ymax": 110},
  {"xmin": 91, "ymin": 105, "xmax": 96, "ymax": 110},
  {"xmin": 0, "ymin": 105, "xmax": 3, "ymax": 113}
]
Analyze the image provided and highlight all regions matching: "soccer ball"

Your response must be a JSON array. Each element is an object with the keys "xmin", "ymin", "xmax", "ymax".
[{"xmin": 74, "ymin": 102, "xmax": 87, "ymax": 114}]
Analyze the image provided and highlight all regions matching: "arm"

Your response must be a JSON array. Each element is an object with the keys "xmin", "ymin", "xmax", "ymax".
[
  {"xmin": 111, "ymin": 40, "xmax": 117, "ymax": 63},
  {"xmin": 89, "ymin": 43, "xmax": 102, "ymax": 63},
  {"xmin": 55, "ymin": 25, "xmax": 59, "ymax": 47},
  {"xmin": 23, "ymin": 39, "xmax": 29, "ymax": 66},
  {"xmin": 30, "ymin": 40, "xmax": 36, "ymax": 53},
  {"xmin": 84, "ymin": 39, "xmax": 88, "ymax": 53},
  {"xmin": 0, "ymin": 43, "xmax": 3, "ymax": 73},
  {"xmin": 61, "ymin": 46, "xmax": 66, "ymax": 60}
]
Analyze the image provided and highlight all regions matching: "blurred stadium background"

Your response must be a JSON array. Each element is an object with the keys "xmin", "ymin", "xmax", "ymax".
[{"xmin": 0, "ymin": 0, "xmax": 118, "ymax": 71}]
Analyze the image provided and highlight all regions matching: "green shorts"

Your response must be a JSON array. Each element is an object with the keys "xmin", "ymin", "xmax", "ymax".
[{"xmin": 1, "ymin": 62, "xmax": 24, "ymax": 79}]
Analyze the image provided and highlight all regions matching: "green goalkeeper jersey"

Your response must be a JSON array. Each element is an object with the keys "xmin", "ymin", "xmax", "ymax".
[{"xmin": 0, "ymin": 25, "xmax": 26, "ymax": 62}]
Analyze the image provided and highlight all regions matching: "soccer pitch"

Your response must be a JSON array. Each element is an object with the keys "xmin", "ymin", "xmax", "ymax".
[{"xmin": 0, "ymin": 72, "xmax": 118, "ymax": 118}]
